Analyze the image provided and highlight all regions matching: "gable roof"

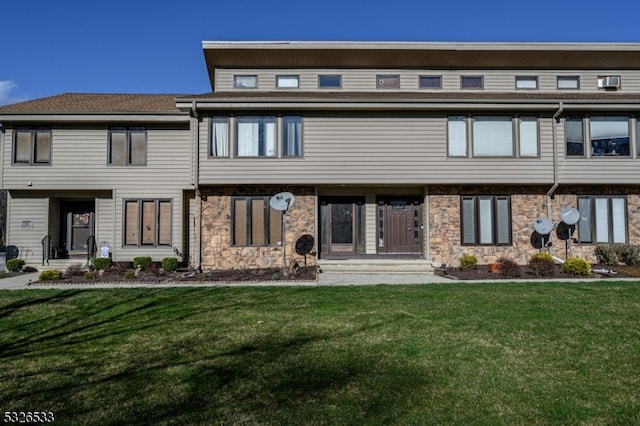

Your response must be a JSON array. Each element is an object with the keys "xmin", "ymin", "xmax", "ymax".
[{"xmin": 0, "ymin": 93, "xmax": 189, "ymax": 114}]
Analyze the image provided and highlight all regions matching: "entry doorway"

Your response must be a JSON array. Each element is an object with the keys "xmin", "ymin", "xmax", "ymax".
[
  {"xmin": 319, "ymin": 197, "xmax": 365, "ymax": 257},
  {"xmin": 376, "ymin": 197, "xmax": 423, "ymax": 255},
  {"xmin": 60, "ymin": 201, "xmax": 95, "ymax": 254}
]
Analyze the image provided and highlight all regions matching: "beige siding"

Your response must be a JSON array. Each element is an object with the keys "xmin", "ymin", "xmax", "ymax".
[
  {"xmin": 199, "ymin": 115, "xmax": 555, "ymax": 185},
  {"xmin": 217, "ymin": 68, "xmax": 640, "ymax": 92},
  {"xmin": 6, "ymin": 194, "xmax": 48, "ymax": 262},
  {"xmin": 554, "ymin": 118, "xmax": 640, "ymax": 184},
  {"xmin": 95, "ymin": 195, "xmax": 114, "ymax": 255},
  {"xmin": 2, "ymin": 125, "xmax": 192, "ymax": 190}
]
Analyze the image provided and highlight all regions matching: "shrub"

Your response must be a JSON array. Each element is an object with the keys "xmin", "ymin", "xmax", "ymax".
[
  {"xmin": 6, "ymin": 259, "xmax": 25, "ymax": 272},
  {"xmin": 124, "ymin": 271, "xmax": 136, "ymax": 279},
  {"xmin": 66, "ymin": 264, "xmax": 86, "ymax": 276},
  {"xmin": 84, "ymin": 272, "xmax": 95, "ymax": 280},
  {"xmin": 595, "ymin": 245, "xmax": 619, "ymax": 266},
  {"xmin": 561, "ymin": 257, "xmax": 591, "ymax": 276},
  {"xmin": 616, "ymin": 245, "xmax": 640, "ymax": 267},
  {"xmin": 528, "ymin": 252, "xmax": 556, "ymax": 277},
  {"xmin": 38, "ymin": 269, "xmax": 63, "ymax": 281},
  {"xmin": 93, "ymin": 257, "xmax": 112, "ymax": 271},
  {"xmin": 460, "ymin": 253, "xmax": 478, "ymax": 270},
  {"xmin": 133, "ymin": 256, "xmax": 152, "ymax": 271},
  {"xmin": 161, "ymin": 257, "xmax": 178, "ymax": 273},
  {"xmin": 498, "ymin": 257, "xmax": 521, "ymax": 278}
]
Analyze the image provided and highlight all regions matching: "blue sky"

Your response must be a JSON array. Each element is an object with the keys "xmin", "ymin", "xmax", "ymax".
[{"xmin": 2, "ymin": 0, "xmax": 639, "ymax": 105}]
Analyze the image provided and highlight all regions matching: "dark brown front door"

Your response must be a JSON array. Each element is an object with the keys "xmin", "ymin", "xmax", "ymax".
[
  {"xmin": 61, "ymin": 201, "xmax": 95, "ymax": 252},
  {"xmin": 377, "ymin": 197, "xmax": 423, "ymax": 254}
]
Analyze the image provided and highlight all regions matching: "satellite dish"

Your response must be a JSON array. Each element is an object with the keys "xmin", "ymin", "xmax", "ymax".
[
  {"xmin": 533, "ymin": 217, "xmax": 554, "ymax": 235},
  {"xmin": 560, "ymin": 207, "xmax": 580, "ymax": 226},
  {"xmin": 295, "ymin": 235, "xmax": 314, "ymax": 256},
  {"xmin": 530, "ymin": 231, "xmax": 548, "ymax": 249},
  {"xmin": 269, "ymin": 192, "xmax": 295, "ymax": 212},
  {"xmin": 556, "ymin": 222, "xmax": 575, "ymax": 241}
]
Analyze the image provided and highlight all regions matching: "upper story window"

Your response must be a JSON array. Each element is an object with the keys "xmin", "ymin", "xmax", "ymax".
[
  {"xmin": 448, "ymin": 115, "xmax": 539, "ymax": 158},
  {"xmin": 210, "ymin": 117, "xmax": 229, "ymax": 157},
  {"xmin": 419, "ymin": 75, "xmax": 442, "ymax": 89},
  {"xmin": 461, "ymin": 195, "xmax": 512, "ymax": 245},
  {"xmin": 461, "ymin": 76, "xmax": 483, "ymax": 89},
  {"xmin": 318, "ymin": 74, "xmax": 341, "ymax": 88},
  {"xmin": 209, "ymin": 116, "xmax": 303, "ymax": 158},
  {"xmin": 234, "ymin": 75, "xmax": 257, "ymax": 89},
  {"xmin": 109, "ymin": 127, "xmax": 146, "ymax": 166},
  {"xmin": 565, "ymin": 116, "xmax": 630, "ymax": 157},
  {"xmin": 13, "ymin": 127, "xmax": 51, "ymax": 165},
  {"xmin": 376, "ymin": 75, "xmax": 400, "ymax": 89},
  {"xmin": 557, "ymin": 76, "xmax": 580, "ymax": 89},
  {"xmin": 276, "ymin": 75, "xmax": 299, "ymax": 89},
  {"xmin": 516, "ymin": 76, "xmax": 538, "ymax": 90}
]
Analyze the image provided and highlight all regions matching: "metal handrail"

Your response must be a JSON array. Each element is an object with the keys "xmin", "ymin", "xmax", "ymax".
[
  {"xmin": 86, "ymin": 235, "xmax": 97, "ymax": 263},
  {"xmin": 41, "ymin": 235, "xmax": 50, "ymax": 266}
]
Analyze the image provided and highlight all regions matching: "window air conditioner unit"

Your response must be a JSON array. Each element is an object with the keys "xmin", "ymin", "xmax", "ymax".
[{"xmin": 600, "ymin": 76, "xmax": 620, "ymax": 89}]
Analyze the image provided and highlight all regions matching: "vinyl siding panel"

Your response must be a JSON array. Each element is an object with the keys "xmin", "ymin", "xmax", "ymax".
[
  {"xmin": 217, "ymin": 69, "xmax": 640, "ymax": 92},
  {"xmin": 554, "ymin": 118, "xmax": 640, "ymax": 184},
  {"xmin": 199, "ymin": 115, "xmax": 555, "ymax": 185},
  {"xmin": 95, "ymin": 196, "xmax": 114, "ymax": 254},
  {"xmin": 2, "ymin": 125, "xmax": 192, "ymax": 190},
  {"xmin": 6, "ymin": 195, "xmax": 48, "ymax": 261}
]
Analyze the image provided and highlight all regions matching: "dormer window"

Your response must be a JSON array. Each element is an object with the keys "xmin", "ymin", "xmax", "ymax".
[
  {"xmin": 276, "ymin": 75, "xmax": 299, "ymax": 89},
  {"xmin": 234, "ymin": 75, "xmax": 257, "ymax": 89}
]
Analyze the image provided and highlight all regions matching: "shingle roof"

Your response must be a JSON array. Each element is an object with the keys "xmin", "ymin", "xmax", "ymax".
[{"xmin": 0, "ymin": 93, "xmax": 191, "ymax": 113}]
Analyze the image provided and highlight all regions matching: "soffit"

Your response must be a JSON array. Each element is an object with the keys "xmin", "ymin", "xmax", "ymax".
[{"xmin": 202, "ymin": 42, "xmax": 640, "ymax": 90}]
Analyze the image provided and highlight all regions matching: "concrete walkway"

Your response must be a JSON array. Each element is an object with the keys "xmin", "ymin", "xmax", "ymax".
[
  {"xmin": 0, "ymin": 271, "xmax": 454, "ymax": 290},
  {"xmin": 0, "ymin": 271, "xmax": 636, "ymax": 290}
]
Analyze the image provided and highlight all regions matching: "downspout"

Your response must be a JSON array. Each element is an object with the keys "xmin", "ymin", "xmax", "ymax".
[
  {"xmin": 191, "ymin": 101, "xmax": 203, "ymax": 272},
  {"xmin": 546, "ymin": 102, "xmax": 564, "ymax": 251}
]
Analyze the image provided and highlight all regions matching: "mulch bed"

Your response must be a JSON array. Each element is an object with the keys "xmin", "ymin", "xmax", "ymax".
[
  {"xmin": 440, "ymin": 264, "xmax": 629, "ymax": 280},
  {"xmin": 26, "ymin": 266, "xmax": 318, "ymax": 285}
]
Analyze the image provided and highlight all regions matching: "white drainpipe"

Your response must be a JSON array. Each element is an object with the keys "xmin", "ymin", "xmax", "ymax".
[
  {"xmin": 545, "ymin": 102, "xmax": 564, "ymax": 253},
  {"xmin": 190, "ymin": 102, "xmax": 202, "ymax": 272}
]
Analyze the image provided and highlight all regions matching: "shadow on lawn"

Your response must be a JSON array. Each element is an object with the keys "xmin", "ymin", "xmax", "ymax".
[{"xmin": 1, "ymin": 290, "xmax": 437, "ymax": 425}]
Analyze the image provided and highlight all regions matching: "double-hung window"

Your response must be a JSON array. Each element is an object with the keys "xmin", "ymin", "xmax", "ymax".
[
  {"xmin": 232, "ymin": 196, "xmax": 283, "ymax": 246},
  {"xmin": 13, "ymin": 127, "xmax": 51, "ymax": 164},
  {"xmin": 236, "ymin": 116, "xmax": 277, "ymax": 157},
  {"xmin": 461, "ymin": 196, "xmax": 511, "ymax": 245},
  {"xmin": 577, "ymin": 196, "xmax": 627, "ymax": 244},
  {"xmin": 124, "ymin": 199, "xmax": 172, "ymax": 246},
  {"xmin": 109, "ymin": 127, "xmax": 146, "ymax": 165}
]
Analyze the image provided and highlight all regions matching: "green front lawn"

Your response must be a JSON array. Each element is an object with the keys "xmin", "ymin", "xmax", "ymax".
[{"xmin": 1, "ymin": 282, "xmax": 639, "ymax": 425}]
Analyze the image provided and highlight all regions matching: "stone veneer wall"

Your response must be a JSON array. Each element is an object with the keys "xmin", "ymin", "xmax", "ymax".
[
  {"xmin": 199, "ymin": 186, "xmax": 316, "ymax": 270},
  {"xmin": 429, "ymin": 185, "xmax": 640, "ymax": 266}
]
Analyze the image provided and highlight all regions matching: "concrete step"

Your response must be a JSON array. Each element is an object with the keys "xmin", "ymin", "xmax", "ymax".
[
  {"xmin": 317, "ymin": 258, "xmax": 435, "ymax": 274},
  {"xmin": 26, "ymin": 258, "xmax": 90, "ymax": 272}
]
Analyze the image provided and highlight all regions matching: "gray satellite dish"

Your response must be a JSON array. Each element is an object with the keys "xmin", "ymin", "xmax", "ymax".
[
  {"xmin": 533, "ymin": 218, "xmax": 554, "ymax": 235},
  {"xmin": 560, "ymin": 207, "xmax": 580, "ymax": 226},
  {"xmin": 270, "ymin": 192, "xmax": 295, "ymax": 212}
]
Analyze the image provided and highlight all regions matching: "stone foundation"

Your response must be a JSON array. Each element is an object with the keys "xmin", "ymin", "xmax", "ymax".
[
  {"xmin": 429, "ymin": 185, "xmax": 640, "ymax": 266},
  {"xmin": 200, "ymin": 186, "xmax": 316, "ymax": 270}
]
